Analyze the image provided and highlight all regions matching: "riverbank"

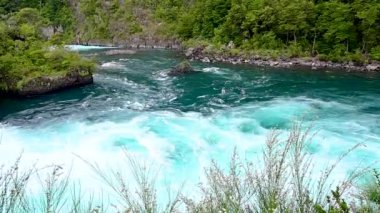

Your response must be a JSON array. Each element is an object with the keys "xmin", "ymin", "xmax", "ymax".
[
  {"xmin": 185, "ymin": 46, "xmax": 380, "ymax": 72},
  {"xmin": 71, "ymin": 42, "xmax": 380, "ymax": 72}
]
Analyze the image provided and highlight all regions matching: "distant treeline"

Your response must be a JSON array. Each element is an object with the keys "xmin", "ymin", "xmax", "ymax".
[{"xmin": 1, "ymin": 0, "xmax": 380, "ymax": 61}]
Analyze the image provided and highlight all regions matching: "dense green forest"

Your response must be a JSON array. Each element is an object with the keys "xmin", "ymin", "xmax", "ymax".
[{"xmin": 2, "ymin": 0, "xmax": 379, "ymax": 62}]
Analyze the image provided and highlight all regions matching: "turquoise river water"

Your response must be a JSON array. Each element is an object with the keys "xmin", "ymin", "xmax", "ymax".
[{"xmin": 0, "ymin": 46, "xmax": 379, "ymax": 202}]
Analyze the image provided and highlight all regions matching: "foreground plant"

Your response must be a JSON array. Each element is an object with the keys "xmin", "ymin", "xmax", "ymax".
[
  {"xmin": 82, "ymin": 151, "xmax": 182, "ymax": 213},
  {"xmin": 183, "ymin": 123, "xmax": 363, "ymax": 213},
  {"xmin": 315, "ymin": 187, "xmax": 350, "ymax": 213},
  {"xmin": 0, "ymin": 155, "xmax": 34, "ymax": 213},
  {"xmin": 350, "ymin": 169, "xmax": 380, "ymax": 213}
]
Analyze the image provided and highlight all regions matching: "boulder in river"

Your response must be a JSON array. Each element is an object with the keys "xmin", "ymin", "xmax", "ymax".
[{"xmin": 168, "ymin": 61, "xmax": 195, "ymax": 76}]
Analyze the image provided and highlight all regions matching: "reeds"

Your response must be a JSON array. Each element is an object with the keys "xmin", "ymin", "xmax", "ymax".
[
  {"xmin": 0, "ymin": 154, "xmax": 33, "ymax": 213},
  {"xmin": 81, "ymin": 150, "xmax": 183, "ymax": 213}
]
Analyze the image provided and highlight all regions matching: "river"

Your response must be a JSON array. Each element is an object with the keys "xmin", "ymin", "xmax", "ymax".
[{"xmin": 0, "ymin": 46, "xmax": 379, "ymax": 204}]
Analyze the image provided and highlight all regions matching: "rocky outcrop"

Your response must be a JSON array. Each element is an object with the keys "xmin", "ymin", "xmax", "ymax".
[
  {"xmin": 168, "ymin": 61, "xmax": 195, "ymax": 76},
  {"xmin": 9, "ymin": 69, "xmax": 93, "ymax": 97},
  {"xmin": 186, "ymin": 47, "xmax": 380, "ymax": 72}
]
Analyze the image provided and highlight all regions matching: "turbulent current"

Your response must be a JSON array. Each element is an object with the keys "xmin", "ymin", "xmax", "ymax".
[{"xmin": 0, "ymin": 46, "xmax": 379, "ymax": 200}]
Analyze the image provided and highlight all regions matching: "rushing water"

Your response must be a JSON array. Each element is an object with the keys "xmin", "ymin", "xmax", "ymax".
[{"xmin": 0, "ymin": 46, "xmax": 379, "ymax": 201}]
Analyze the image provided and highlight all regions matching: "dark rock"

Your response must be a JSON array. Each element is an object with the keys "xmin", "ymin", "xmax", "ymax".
[
  {"xmin": 11, "ymin": 69, "xmax": 93, "ymax": 97},
  {"xmin": 168, "ymin": 61, "xmax": 195, "ymax": 76}
]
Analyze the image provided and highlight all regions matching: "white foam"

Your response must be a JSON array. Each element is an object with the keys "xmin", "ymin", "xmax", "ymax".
[
  {"xmin": 0, "ymin": 96, "xmax": 379, "ymax": 207},
  {"xmin": 100, "ymin": 61, "xmax": 125, "ymax": 69},
  {"xmin": 65, "ymin": 45, "xmax": 116, "ymax": 51},
  {"xmin": 202, "ymin": 67, "xmax": 225, "ymax": 75}
]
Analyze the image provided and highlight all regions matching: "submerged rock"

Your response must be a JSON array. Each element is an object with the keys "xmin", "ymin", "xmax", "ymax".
[
  {"xmin": 168, "ymin": 61, "xmax": 195, "ymax": 76},
  {"xmin": 9, "ymin": 69, "xmax": 93, "ymax": 97}
]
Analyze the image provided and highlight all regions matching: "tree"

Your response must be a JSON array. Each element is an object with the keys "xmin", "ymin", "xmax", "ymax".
[
  {"xmin": 352, "ymin": 0, "xmax": 380, "ymax": 56},
  {"xmin": 215, "ymin": 0, "xmax": 250, "ymax": 45},
  {"xmin": 275, "ymin": 0, "xmax": 315, "ymax": 45},
  {"xmin": 316, "ymin": 1, "xmax": 357, "ymax": 55},
  {"xmin": 43, "ymin": 0, "xmax": 74, "ymax": 34}
]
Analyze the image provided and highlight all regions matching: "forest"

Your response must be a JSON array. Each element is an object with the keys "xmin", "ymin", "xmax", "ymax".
[{"xmin": 1, "ymin": 0, "xmax": 380, "ymax": 62}]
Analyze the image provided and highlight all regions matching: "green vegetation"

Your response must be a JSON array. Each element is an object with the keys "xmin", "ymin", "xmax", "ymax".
[
  {"xmin": 0, "ymin": 0, "xmax": 74, "ymax": 40},
  {"xmin": 1, "ymin": 124, "xmax": 379, "ymax": 212},
  {"xmin": 357, "ymin": 169, "xmax": 380, "ymax": 212},
  {"xmin": 0, "ymin": 0, "xmax": 379, "ymax": 85},
  {"xmin": 171, "ymin": 0, "xmax": 380, "ymax": 62},
  {"xmin": 0, "ymin": 8, "xmax": 94, "ymax": 95},
  {"xmin": 364, "ymin": 170, "xmax": 380, "ymax": 205},
  {"xmin": 3, "ymin": 0, "xmax": 379, "ymax": 63}
]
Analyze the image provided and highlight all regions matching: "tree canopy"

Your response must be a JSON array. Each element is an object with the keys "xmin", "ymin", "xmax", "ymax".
[{"xmin": 1, "ymin": 0, "xmax": 380, "ymax": 62}]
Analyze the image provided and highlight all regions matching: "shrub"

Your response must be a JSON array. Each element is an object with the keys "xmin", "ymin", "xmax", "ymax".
[
  {"xmin": 370, "ymin": 46, "xmax": 380, "ymax": 61},
  {"xmin": 362, "ymin": 170, "xmax": 380, "ymax": 204},
  {"xmin": 242, "ymin": 32, "xmax": 284, "ymax": 50},
  {"xmin": 314, "ymin": 187, "xmax": 350, "ymax": 213}
]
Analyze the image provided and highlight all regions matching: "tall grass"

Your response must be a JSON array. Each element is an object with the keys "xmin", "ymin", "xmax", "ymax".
[
  {"xmin": 0, "ymin": 123, "xmax": 377, "ymax": 212},
  {"xmin": 0, "ymin": 160, "xmax": 103, "ymax": 213},
  {"xmin": 182, "ymin": 123, "xmax": 364, "ymax": 213},
  {"xmin": 0, "ymin": 154, "xmax": 33, "ymax": 213},
  {"xmin": 81, "ymin": 150, "xmax": 182, "ymax": 213}
]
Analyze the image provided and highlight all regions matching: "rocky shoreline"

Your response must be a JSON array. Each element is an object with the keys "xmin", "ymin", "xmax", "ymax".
[
  {"xmin": 81, "ymin": 41, "xmax": 380, "ymax": 72},
  {"xmin": 73, "ymin": 41, "xmax": 380, "ymax": 72},
  {"xmin": 185, "ymin": 47, "xmax": 380, "ymax": 72}
]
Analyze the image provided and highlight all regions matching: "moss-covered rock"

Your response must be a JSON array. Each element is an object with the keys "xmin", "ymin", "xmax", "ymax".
[
  {"xmin": 0, "ymin": 51, "xmax": 96, "ymax": 97},
  {"xmin": 12, "ymin": 69, "xmax": 93, "ymax": 96},
  {"xmin": 168, "ymin": 60, "xmax": 194, "ymax": 76}
]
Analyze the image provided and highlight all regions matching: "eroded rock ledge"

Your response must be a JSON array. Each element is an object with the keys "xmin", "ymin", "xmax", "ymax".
[{"xmin": 6, "ymin": 69, "xmax": 93, "ymax": 97}]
